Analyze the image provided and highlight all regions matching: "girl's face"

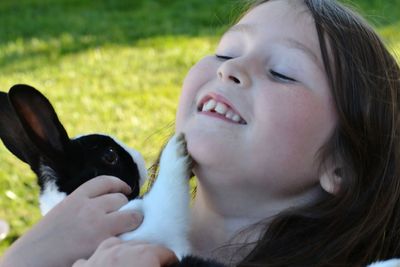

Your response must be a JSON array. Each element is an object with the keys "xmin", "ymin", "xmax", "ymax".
[{"xmin": 176, "ymin": 0, "xmax": 337, "ymax": 199}]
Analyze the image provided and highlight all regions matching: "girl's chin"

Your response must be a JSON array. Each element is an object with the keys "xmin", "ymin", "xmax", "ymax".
[{"xmin": 185, "ymin": 130, "xmax": 228, "ymax": 167}]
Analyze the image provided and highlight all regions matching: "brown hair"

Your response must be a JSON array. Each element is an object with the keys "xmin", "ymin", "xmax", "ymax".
[{"xmin": 237, "ymin": 0, "xmax": 400, "ymax": 266}]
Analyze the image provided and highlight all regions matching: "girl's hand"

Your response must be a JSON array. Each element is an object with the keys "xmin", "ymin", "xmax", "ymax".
[
  {"xmin": 72, "ymin": 237, "xmax": 178, "ymax": 267},
  {"xmin": 1, "ymin": 176, "xmax": 143, "ymax": 267}
]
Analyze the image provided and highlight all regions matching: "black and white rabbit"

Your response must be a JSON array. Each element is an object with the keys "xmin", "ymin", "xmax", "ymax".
[
  {"xmin": 0, "ymin": 84, "xmax": 225, "ymax": 266},
  {"xmin": 0, "ymin": 84, "xmax": 147, "ymax": 215}
]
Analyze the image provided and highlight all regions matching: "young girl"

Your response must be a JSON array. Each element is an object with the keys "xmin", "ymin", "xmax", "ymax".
[{"xmin": 2, "ymin": 0, "xmax": 400, "ymax": 266}]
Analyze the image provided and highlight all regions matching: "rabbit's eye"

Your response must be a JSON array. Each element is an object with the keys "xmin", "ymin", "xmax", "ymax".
[{"xmin": 102, "ymin": 147, "xmax": 118, "ymax": 165}]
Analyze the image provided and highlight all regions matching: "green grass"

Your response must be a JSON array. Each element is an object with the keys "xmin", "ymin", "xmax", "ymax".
[
  {"xmin": 345, "ymin": 0, "xmax": 400, "ymax": 26},
  {"xmin": 0, "ymin": 0, "xmax": 399, "ymax": 255}
]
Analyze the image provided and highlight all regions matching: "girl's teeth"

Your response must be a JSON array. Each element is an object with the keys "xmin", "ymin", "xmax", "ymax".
[
  {"xmin": 200, "ymin": 98, "xmax": 246, "ymax": 124},
  {"xmin": 215, "ymin": 102, "xmax": 227, "ymax": 114},
  {"xmin": 225, "ymin": 110, "xmax": 234, "ymax": 119},
  {"xmin": 232, "ymin": 114, "xmax": 241, "ymax": 123},
  {"xmin": 202, "ymin": 99, "xmax": 217, "ymax": 112}
]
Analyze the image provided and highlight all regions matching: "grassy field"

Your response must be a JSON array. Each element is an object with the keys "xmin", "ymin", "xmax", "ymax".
[{"xmin": 0, "ymin": 0, "xmax": 399, "ymax": 255}]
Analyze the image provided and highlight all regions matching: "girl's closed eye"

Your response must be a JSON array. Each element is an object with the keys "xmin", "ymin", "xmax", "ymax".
[
  {"xmin": 215, "ymin": 54, "xmax": 233, "ymax": 61},
  {"xmin": 269, "ymin": 70, "xmax": 297, "ymax": 83},
  {"xmin": 215, "ymin": 53, "xmax": 298, "ymax": 83}
]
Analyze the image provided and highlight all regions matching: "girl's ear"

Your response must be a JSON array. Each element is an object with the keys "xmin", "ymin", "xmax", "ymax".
[{"xmin": 319, "ymin": 167, "xmax": 342, "ymax": 195}]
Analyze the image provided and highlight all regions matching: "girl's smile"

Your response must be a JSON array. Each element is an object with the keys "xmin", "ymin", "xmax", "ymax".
[{"xmin": 197, "ymin": 92, "xmax": 247, "ymax": 125}]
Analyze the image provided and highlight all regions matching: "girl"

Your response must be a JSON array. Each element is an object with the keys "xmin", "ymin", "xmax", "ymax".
[{"xmin": 2, "ymin": 0, "xmax": 400, "ymax": 266}]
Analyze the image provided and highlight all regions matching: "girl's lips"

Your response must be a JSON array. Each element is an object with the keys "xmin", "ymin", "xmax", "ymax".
[{"xmin": 197, "ymin": 93, "xmax": 247, "ymax": 124}]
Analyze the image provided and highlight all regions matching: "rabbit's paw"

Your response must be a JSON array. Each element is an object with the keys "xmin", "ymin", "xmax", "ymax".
[{"xmin": 159, "ymin": 133, "xmax": 193, "ymax": 180}]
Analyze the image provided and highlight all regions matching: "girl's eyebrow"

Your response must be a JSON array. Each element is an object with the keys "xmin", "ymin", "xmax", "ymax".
[
  {"xmin": 282, "ymin": 38, "xmax": 321, "ymax": 67},
  {"xmin": 225, "ymin": 24, "xmax": 321, "ymax": 68}
]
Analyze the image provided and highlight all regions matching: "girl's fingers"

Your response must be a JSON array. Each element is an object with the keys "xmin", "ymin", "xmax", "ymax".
[
  {"xmin": 145, "ymin": 244, "xmax": 179, "ymax": 266},
  {"xmin": 75, "ymin": 239, "xmax": 178, "ymax": 267},
  {"xmin": 93, "ymin": 193, "xmax": 129, "ymax": 213},
  {"xmin": 122, "ymin": 241, "xmax": 178, "ymax": 265},
  {"xmin": 97, "ymin": 237, "xmax": 123, "ymax": 250},
  {"xmin": 72, "ymin": 259, "xmax": 87, "ymax": 267},
  {"xmin": 106, "ymin": 210, "xmax": 144, "ymax": 235},
  {"xmin": 74, "ymin": 176, "xmax": 132, "ymax": 198},
  {"xmin": 120, "ymin": 241, "xmax": 179, "ymax": 266}
]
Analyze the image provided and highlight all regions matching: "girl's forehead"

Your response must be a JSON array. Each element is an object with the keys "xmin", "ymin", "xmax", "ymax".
[
  {"xmin": 238, "ymin": 0, "xmax": 312, "ymax": 30},
  {"xmin": 232, "ymin": 0, "xmax": 321, "ymax": 62}
]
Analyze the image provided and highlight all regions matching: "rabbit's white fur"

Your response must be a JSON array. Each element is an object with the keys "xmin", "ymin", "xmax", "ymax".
[
  {"xmin": 119, "ymin": 134, "xmax": 191, "ymax": 259},
  {"xmin": 39, "ymin": 178, "xmax": 66, "ymax": 215},
  {"xmin": 367, "ymin": 259, "xmax": 400, "ymax": 267}
]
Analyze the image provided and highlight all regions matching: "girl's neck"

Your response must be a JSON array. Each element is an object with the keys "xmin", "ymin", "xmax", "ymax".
[
  {"xmin": 188, "ymin": 170, "xmax": 324, "ymax": 264},
  {"xmin": 188, "ymin": 184, "xmax": 265, "ymax": 265}
]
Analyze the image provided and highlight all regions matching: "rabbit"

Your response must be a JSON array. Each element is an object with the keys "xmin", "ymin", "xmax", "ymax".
[
  {"xmin": 0, "ymin": 84, "xmax": 225, "ymax": 266},
  {"xmin": 0, "ymin": 84, "xmax": 147, "ymax": 215}
]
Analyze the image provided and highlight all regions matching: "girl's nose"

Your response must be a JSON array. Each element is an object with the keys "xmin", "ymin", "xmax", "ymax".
[{"xmin": 217, "ymin": 60, "xmax": 251, "ymax": 88}]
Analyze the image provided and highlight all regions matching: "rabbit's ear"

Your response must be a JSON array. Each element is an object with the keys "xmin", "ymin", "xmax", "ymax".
[
  {"xmin": 8, "ymin": 84, "xmax": 70, "ymax": 159},
  {"xmin": 0, "ymin": 91, "xmax": 41, "ymax": 166}
]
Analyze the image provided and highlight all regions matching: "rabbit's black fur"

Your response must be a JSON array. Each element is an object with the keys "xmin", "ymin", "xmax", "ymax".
[{"xmin": 0, "ymin": 84, "xmax": 146, "ymax": 214}]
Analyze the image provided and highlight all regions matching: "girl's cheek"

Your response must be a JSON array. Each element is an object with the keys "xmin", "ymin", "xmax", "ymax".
[
  {"xmin": 257, "ymin": 89, "xmax": 336, "ymax": 155},
  {"xmin": 175, "ymin": 89, "xmax": 191, "ymax": 131},
  {"xmin": 187, "ymin": 56, "xmax": 218, "ymax": 84},
  {"xmin": 176, "ymin": 56, "xmax": 218, "ymax": 130}
]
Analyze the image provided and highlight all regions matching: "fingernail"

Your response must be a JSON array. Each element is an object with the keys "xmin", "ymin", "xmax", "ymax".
[
  {"xmin": 131, "ymin": 212, "xmax": 143, "ymax": 226},
  {"xmin": 123, "ymin": 184, "xmax": 132, "ymax": 196}
]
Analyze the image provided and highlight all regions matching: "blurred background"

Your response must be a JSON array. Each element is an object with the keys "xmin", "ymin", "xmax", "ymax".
[{"xmin": 0, "ymin": 0, "xmax": 399, "ymax": 254}]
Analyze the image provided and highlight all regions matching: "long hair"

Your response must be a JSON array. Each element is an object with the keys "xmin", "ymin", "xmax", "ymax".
[{"xmin": 237, "ymin": 0, "xmax": 400, "ymax": 266}]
